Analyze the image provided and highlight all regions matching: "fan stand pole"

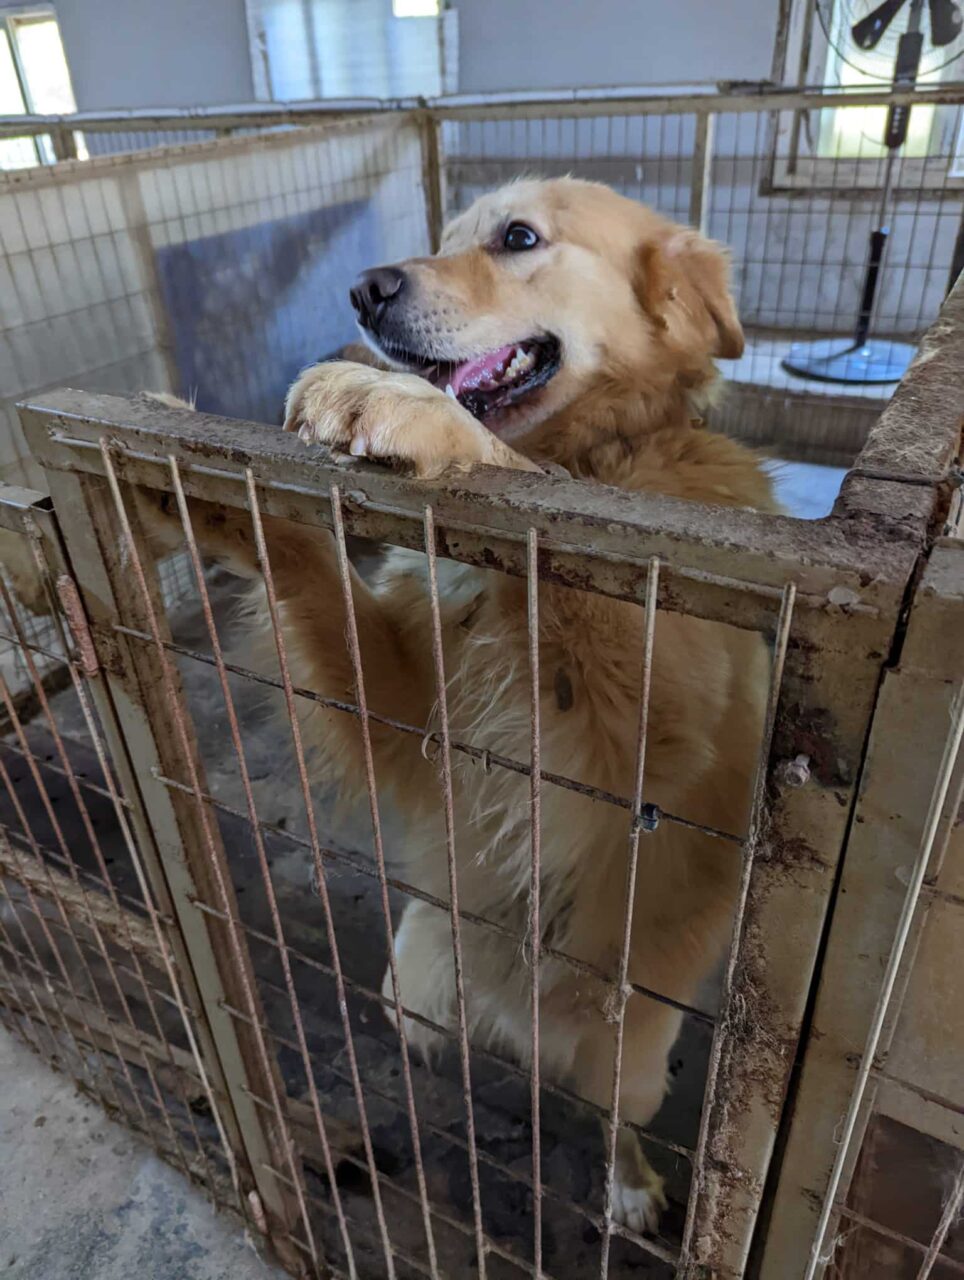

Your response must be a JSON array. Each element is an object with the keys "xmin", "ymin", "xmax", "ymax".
[{"xmin": 782, "ymin": 7, "xmax": 924, "ymax": 384}]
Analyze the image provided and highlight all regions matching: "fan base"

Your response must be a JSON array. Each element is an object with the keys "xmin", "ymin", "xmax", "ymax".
[{"xmin": 781, "ymin": 337, "xmax": 916, "ymax": 385}]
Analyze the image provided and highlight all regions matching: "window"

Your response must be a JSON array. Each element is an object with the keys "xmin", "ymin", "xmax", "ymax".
[
  {"xmin": 816, "ymin": 0, "xmax": 953, "ymax": 158},
  {"xmin": 247, "ymin": 0, "xmax": 453, "ymax": 102},
  {"xmin": 769, "ymin": 0, "xmax": 963, "ymax": 191},
  {"xmin": 0, "ymin": 6, "xmax": 84, "ymax": 170},
  {"xmin": 392, "ymin": 0, "xmax": 439, "ymax": 15}
]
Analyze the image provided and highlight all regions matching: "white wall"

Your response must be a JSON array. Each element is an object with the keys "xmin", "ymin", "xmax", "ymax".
[
  {"xmin": 53, "ymin": 0, "xmax": 254, "ymax": 111},
  {"xmin": 451, "ymin": 0, "xmax": 779, "ymax": 93}
]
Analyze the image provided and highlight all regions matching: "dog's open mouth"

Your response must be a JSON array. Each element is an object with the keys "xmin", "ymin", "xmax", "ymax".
[{"xmin": 390, "ymin": 336, "xmax": 561, "ymax": 425}]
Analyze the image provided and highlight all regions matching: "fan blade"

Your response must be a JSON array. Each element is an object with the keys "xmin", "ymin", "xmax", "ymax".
[
  {"xmin": 852, "ymin": 0, "xmax": 908, "ymax": 47},
  {"xmin": 928, "ymin": 0, "xmax": 963, "ymax": 45}
]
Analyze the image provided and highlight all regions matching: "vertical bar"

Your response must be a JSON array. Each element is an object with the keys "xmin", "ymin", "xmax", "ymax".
[
  {"xmin": 803, "ymin": 683, "xmax": 964, "ymax": 1280},
  {"xmin": 35, "ymin": 446, "xmax": 309, "ymax": 1275},
  {"xmin": 598, "ymin": 557, "xmax": 659, "ymax": 1277},
  {"xmin": 689, "ymin": 112, "xmax": 715, "ymax": 236},
  {"xmin": 420, "ymin": 109, "xmax": 446, "ymax": 254},
  {"xmin": 680, "ymin": 582, "xmax": 796, "ymax": 1278},
  {"xmin": 97, "ymin": 445, "xmax": 321, "ymax": 1274},
  {"xmin": 526, "ymin": 527, "xmax": 543, "ymax": 1279},
  {"xmin": 330, "ymin": 484, "xmax": 439, "ymax": 1279},
  {"xmin": 423, "ymin": 505, "xmax": 487, "ymax": 1277},
  {"xmin": 168, "ymin": 457, "xmax": 354, "ymax": 1275},
  {"xmin": 50, "ymin": 124, "xmax": 78, "ymax": 161},
  {"xmin": 245, "ymin": 469, "xmax": 397, "ymax": 1279}
]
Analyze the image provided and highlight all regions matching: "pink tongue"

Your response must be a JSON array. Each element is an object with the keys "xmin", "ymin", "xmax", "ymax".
[{"xmin": 448, "ymin": 343, "xmax": 517, "ymax": 397}]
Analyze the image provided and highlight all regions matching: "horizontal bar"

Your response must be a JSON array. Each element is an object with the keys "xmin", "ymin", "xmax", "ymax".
[
  {"xmin": 0, "ymin": 817, "xmax": 166, "ymax": 921},
  {"xmin": 244, "ymin": 1065, "xmax": 683, "ymax": 1268},
  {"xmin": 117, "ymin": 620, "xmax": 742, "ymax": 848},
  {"xmin": 157, "ymin": 768, "xmax": 717, "ymax": 1026},
  {"xmin": 1, "ymin": 81, "xmax": 962, "ymax": 138},
  {"xmin": 0, "ymin": 484, "xmax": 53, "ymax": 531},
  {"xmin": 265, "ymin": 1136, "xmax": 681, "ymax": 1275},
  {"xmin": 0, "ymin": 730, "xmax": 130, "ymax": 810},
  {"xmin": 834, "ymin": 1205, "xmax": 964, "ymax": 1277},
  {"xmin": 0, "ymin": 838, "xmax": 158, "ymax": 960},
  {"xmin": 203, "ymin": 909, "xmax": 695, "ymax": 1160},
  {"xmin": 19, "ymin": 392, "xmax": 916, "ymax": 635}
]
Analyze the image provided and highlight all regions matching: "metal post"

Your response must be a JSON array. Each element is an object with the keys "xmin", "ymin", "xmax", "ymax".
[
  {"xmin": 420, "ymin": 109, "xmax": 446, "ymax": 253},
  {"xmin": 689, "ymin": 112, "xmax": 715, "ymax": 236}
]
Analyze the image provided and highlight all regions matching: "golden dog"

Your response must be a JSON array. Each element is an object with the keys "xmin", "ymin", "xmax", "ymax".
[{"xmin": 141, "ymin": 177, "xmax": 776, "ymax": 1235}]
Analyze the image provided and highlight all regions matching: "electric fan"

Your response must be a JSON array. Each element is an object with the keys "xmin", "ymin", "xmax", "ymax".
[{"xmin": 782, "ymin": 0, "xmax": 964, "ymax": 384}]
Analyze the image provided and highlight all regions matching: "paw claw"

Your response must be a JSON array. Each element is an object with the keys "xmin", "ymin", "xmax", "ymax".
[{"xmin": 349, "ymin": 433, "xmax": 369, "ymax": 457}]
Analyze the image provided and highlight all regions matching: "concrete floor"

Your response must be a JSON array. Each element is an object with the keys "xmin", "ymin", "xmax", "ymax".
[{"xmin": 0, "ymin": 1028, "xmax": 285, "ymax": 1280}]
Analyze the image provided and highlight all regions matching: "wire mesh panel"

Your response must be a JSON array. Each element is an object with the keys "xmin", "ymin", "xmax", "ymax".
[
  {"xmin": 0, "ymin": 489, "xmax": 245, "ymax": 1222},
  {"xmin": 0, "ymin": 112, "xmax": 430, "ymax": 489},
  {"xmin": 13, "ymin": 364, "xmax": 942, "ymax": 1278}
]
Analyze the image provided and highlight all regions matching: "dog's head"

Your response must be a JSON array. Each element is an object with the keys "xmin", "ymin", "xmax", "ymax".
[{"xmin": 349, "ymin": 177, "xmax": 743, "ymax": 446}]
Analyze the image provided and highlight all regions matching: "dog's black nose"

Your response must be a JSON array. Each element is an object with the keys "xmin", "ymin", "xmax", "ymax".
[{"xmin": 350, "ymin": 266, "xmax": 406, "ymax": 330}]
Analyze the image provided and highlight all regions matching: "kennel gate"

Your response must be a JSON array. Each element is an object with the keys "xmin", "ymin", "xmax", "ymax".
[
  {"xmin": 0, "ymin": 84, "xmax": 961, "ymax": 1280},
  {"xmin": 0, "ymin": 271, "xmax": 958, "ymax": 1278}
]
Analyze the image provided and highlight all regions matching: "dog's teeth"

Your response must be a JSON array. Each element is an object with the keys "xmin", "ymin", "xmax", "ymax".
[
  {"xmin": 349, "ymin": 434, "xmax": 369, "ymax": 457},
  {"xmin": 445, "ymin": 383, "xmax": 456, "ymax": 398}
]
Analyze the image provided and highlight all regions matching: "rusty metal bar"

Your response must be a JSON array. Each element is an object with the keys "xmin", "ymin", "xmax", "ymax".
[
  {"xmin": 423, "ymin": 504, "xmax": 487, "ymax": 1276},
  {"xmin": 0, "ymin": 814, "xmax": 129, "ymax": 1113},
  {"xmin": 19, "ymin": 392, "xmax": 922, "ymax": 637},
  {"xmin": 245, "ymin": 467, "xmax": 397, "ymax": 1277},
  {"xmin": 527, "ymin": 527, "xmax": 544, "ymax": 1279},
  {"xmin": 2, "ymin": 495, "xmax": 244, "ymax": 1195},
  {"xmin": 599, "ymin": 556, "xmax": 660, "ymax": 1276},
  {"xmin": 33, "ymin": 449, "xmax": 309, "ymax": 1273},
  {"xmin": 111, "ymin": 620, "xmax": 742, "ymax": 848},
  {"xmin": 167, "ymin": 456, "xmax": 354, "ymax": 1275},
  {"xmin": 153, "ymin": 765, "xmax": 716, "ymax": 1030},
  {"xmin": 330, "ymin": 483, "xmax": 438, "ymax": 1277},
  {"xmin": 0, "ymin": 681, "xmax": 156, "ymax": 1131},
  {"xmin": 190, "ymin": 889, "xmax": 695, "ymax": 1167}
]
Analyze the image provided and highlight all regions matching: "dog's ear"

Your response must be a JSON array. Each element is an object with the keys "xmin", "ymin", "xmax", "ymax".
[{"xmin": 635, "ymin": 230, "xmax": 744, "ymax": 361}]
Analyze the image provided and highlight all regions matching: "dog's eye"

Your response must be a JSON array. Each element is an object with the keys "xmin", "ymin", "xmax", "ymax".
[{"xmin": 503, "ymin": 222, "xmax": 540, "ymax": 252}]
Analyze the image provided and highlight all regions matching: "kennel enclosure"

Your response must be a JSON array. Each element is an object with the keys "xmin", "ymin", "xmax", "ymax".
[{"xmin": 0, "ymin": 83, "xmax": 962, "ymax": 1279}]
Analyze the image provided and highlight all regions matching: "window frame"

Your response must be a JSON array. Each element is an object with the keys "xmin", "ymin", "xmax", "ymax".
[
  {"xmin": 767, "ymin": 0, "xmax": 964, "ymax": 196},
  {"xmin": 0, "ymin": 3, "xmax": 79, "ymax": 167}
]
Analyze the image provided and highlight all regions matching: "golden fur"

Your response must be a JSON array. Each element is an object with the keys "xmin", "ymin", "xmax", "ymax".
[{"xmin": 139, "ymin": 177, "xmax": 776, "ymax": 1234}]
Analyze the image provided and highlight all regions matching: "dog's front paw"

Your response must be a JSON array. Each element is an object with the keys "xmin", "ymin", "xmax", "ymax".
[
  {"xmin": 283, "ymin": 360, "xmax": 498, "ymax": 478},
  {"xmin": 612, "ymin": 1168, "xmax": 667, "ymax": 1236}
]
